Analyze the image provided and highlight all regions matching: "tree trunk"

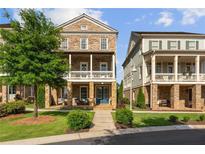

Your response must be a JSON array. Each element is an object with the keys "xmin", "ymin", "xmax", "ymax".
[{"xmin": 33, "ymin": 84, "xmax": 38, "ymax": 118}]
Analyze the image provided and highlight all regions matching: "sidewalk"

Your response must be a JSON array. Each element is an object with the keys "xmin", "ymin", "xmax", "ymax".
[
  {"xmin": 1, "ymin": 124, "xmax": 205, "ymax": 145},
  {"xmin": 89, "ymin": 110, "xmax": 116, "ymax": 132}
]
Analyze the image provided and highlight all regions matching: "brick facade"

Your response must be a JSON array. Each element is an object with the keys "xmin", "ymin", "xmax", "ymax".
[
  {"xmin": 192, "ymin": 84, "xmax": 202, "ymax": 110},
  {"xmin": 151, "ymin": 84, "xmax": 158, "ymax": 110},
  {"xmin": 170, "ymin": 84, "xmax": 180, "ymax": 109}
]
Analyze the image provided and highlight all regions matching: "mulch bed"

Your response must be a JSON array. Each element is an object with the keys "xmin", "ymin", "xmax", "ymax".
[
  {"xmin": 0, "ymin": 114, "xmax": 24, "ymax": 120},
  {"xmin": 115, "ymin": 123, "xmax": 132, "ymax": 129},
  {"xmin": 11, "ymin": 116, "xmax": 56, "ymax": 125}
]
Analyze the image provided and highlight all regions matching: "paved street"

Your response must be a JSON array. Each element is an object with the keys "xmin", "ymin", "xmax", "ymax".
[{"xmin": 47, "ymin": 129, "xmax": 205, "ymax": 145}]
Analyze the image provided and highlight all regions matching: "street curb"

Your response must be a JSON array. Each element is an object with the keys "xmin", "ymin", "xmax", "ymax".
[{"xmin": 1, "ymin": 125, "xmax": 205, "ymax": 145}]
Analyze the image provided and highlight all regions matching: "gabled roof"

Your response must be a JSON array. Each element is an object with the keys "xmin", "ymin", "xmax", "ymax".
[
  {"xmin": 0, "ymin": 23, "xmax": 11, "ymax": 28},
  {"xmin": 57, "ymin": 13, "xmax": 118, "ymax": 33}
]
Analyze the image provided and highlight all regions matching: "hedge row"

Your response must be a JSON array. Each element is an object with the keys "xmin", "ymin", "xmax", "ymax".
[{"xmin": 0, "ymin": 101, "xmax": 26, "ymax": 117}]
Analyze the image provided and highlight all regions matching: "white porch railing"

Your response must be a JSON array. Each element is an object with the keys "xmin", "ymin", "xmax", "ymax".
[
  {"xmin": 155, "ymin": 73, "xmax": 175, "ymax": 82},
  {"xmin": 178, "ymin": 73, "xmax": 197, "ymax": 82},
  {"xmin": 69, "ymin": 71, "xmax": 114, "ymax": 80}
]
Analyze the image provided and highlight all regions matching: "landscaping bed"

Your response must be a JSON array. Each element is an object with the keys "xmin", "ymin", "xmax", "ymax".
[
  {"xmin": 0, "ymin": 111, "xmax": 94, "ymax": 142},
  {"xmin": 112, "ymin": 112, "xmax": 205, "ymax": 128}
]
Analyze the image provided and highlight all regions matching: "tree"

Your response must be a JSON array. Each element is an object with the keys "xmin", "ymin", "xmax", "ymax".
[
  {"xmin": 0, "ymin": 9, "xmax": 68, "ymax": 118},
  {"xmin": 136, "ymin": 88, "xmax": 146, "ymax": 109},
  {"xmin": 117, "ymin": 80, "xmax": 123, "ymax": 101}
]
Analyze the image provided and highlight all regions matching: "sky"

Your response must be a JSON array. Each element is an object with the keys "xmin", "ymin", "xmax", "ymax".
[{"xmin": 1, "ymin": 8, "xmax": 205, "ymax": 83}]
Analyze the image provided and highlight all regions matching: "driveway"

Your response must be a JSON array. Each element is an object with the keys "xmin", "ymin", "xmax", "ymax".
[{"xmin": 47, "ymin": 129, "xmax": 205, "ymax": 145}]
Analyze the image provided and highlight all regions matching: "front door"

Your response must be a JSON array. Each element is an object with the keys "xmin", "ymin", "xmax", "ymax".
[
  {"xmin": 80, "ymin": 62, "xmax": 88, "ymax": 78},
  {"xmin": 96, "ymin": 86, "xmax": 109, "ymax": 104}
]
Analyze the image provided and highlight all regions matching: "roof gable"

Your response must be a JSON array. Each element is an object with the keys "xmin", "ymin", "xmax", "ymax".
[{"xmin": 57, "ymin": 13, "xmax": 118, "ymax": 33}]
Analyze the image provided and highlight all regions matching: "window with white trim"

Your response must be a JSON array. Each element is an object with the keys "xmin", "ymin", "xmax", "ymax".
[
  {"xmin": 168, "ymin": 41, "xmax": 180, "ymax": 50},
  {"xmin": 149, "ymin": 40, "xmax": 162, "ymax": 50},
  {"xmin": 139, "ymin": 66, "xmax": 142, "ymax": 79},
  {"xmin": 186, "ymin": 41, "xmax": 199, "ymax": 50},
  {"xmin": 81, "ymin": 25, "xmax": 87, "ymax": 30},
  {"xmin": 60, "ymin": 38, "xmax": 68, "ymax": 49},
  {"xmin": 80, "ymin": 38, "xmax": 88, "ymax": 49},
  {"xmin": 101, "ymin": 38, "xmax": 108, "ymax": 50}
]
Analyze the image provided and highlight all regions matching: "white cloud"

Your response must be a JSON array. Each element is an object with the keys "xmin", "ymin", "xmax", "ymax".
[
  {"xmin": 156, "ymin": 11, "xmax": 174, "ymax": 27},
  {"xmin": 12, "ymin": 8, "xmax": 107, "ymax": 25},
  {"xmin": 179, "ymin": 9, "xmax": 205, "ymax": 25}
]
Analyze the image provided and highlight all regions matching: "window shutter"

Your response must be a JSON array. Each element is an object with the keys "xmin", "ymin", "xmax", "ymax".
[
  {"xmin": 186, "ymin": 41, "xmax": 189, "ymax": 50},
  {"xmin": 159, "ymin": 40, "xmax": 162, "ymax": 50},
  {"xmin": 149, "ymin": 41, "xmax": 152, "ymax": 50},
  {"xmin": 167, "ymin": 41, "xmax": 170, "ymax": 50},
  {"xmin": 196, "ymin": 41, "xmax": 199, "ymax": 50},
  {"xmin": 178, "ymin": 41, "xmax": 180, "ymax": 50}
]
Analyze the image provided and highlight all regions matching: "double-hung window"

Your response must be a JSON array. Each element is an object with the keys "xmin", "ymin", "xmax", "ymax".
[
  {"xmin": 186, "ymin": 41, "xmax": 199, "ymax": 50},
  {"xmin": 60, "ymin": 38, "xmax": 68, "ymax": 49},
  {"xmin": 80, "ymin": 38, "xmax": 88, "ymax": 50},
  {"xmin": 101, "ymin": 38, "xmax": 108, "ymax": 50},
  {"xmin": 149, "ymin": 40, "xmax": 162, "ymax": 50},
  {"xmin": 168, "ymin": 41, "xmax": 180, "ymax": 50}
]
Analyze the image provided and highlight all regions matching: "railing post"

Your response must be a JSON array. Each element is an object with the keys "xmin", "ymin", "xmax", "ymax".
[
  {"xmin": 90, "ymin": 54, "xmax": 93, "ymax": 79},
  {"xmin": 174, "ymin": 55, "xmax": 178, "ymax": 81}
]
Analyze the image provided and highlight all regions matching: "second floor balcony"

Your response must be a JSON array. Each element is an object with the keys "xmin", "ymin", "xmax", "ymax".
[
  {"xmin": 65, "ymin": 53, "xmax": 116, "ymax": 81},
  {"xmin": 145, "ymin": 54, "xmax": 205, "ymax": 83}
]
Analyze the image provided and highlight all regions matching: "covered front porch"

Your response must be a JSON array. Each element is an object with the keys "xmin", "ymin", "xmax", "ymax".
[
  {"xmin": 151, "ymin": 84, "xmax": 205, "ymax": 111},
  {"xmin": 45, "ymin": 81, "xmax": 117, "ymax": 109}
]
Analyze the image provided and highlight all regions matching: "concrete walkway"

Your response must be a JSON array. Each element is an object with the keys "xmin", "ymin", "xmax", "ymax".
[{"xmin": 89, "ymin": 110, "xmax": 116, "ymax": 132}]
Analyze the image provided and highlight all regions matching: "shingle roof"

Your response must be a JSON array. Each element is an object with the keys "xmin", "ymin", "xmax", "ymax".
[
  {"xmin": 0, "ymin": 23, "xmax": 11, "ymax": 28},
  {"xmin": 132, "ymin": 31, "xmax": 205, "ymax": 35}
]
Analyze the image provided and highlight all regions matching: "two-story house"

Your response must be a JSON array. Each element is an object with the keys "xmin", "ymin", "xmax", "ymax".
[
  {"xmin": 123, "ymin": 31, "xmax": 205, "ymax": 111},
  {"xmin": 0, "ymin": 14, "xmax": 118, "ymax": 109}
]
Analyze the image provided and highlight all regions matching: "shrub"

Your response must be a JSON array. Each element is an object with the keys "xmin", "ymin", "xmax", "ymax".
[
  {"xmin": 182, "ymin": 116, "xmax": 190, "ymax": 122},
  {"xmin": 199, "ymin": 115, "xmax": 205, "ymax": 121},
  {"xmin": 116, "ymin": 108, "xmax": 133, "ymax": 126},
  {"xmin": 119, "ymin": 97, "xmax": 130, "ymax": 104},
  {"xmin": 6, "ymin": 101, "xmax": 26, "ymax": 114},
  {"xmin": 169, "ymin": 115, "xmax": 179, "ymax": 123},
  {"xmin": 67, "ymin": 110, "xmax": 92, "ymax": 131},
  {"xmin": 37, "ymin": 84, "xmax": 45, "ymax": 108},
  {"xmin": 0, "ymin": 104, "xmax": 8, "ymax": 117},
  {"xmin": 136, "ymin": 88, "xmax": 146, "ymax": 109}
]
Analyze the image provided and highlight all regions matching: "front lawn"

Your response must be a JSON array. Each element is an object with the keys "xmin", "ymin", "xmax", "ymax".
[
  {"xmin": 0, "ymin": 111, "xmax": 94, "ymax": 142},
  {"xmin": 112, "ymin": 112, "xmax": 205, "ymax": 128}
]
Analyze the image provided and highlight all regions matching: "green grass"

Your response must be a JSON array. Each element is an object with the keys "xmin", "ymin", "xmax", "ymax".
[
  {"xmin": 112, "ymin": 112, "xmax": 205, "ymax": 128},
  {"xmin": 0, "ymin": 111, "xmax": 94, "ymax": 142}
]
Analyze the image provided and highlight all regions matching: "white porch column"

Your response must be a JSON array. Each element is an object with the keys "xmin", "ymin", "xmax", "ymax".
[
  {"xmin": 90, "ymin": 54, "xmax": 93, "ymax": 78},
  {"xmin": 174, "ymin": 55, "xmax": 178, "ymax": 81},
  {"xmin": 196, "ymin": 55, "xmax": 200, "ymax": 81},
  {"xmin": 151, "ymin": 55, "xmax": 156, "ymax": 81},
  {"xmin": 69, "ymin": 54, "xmax": 71, "ymax": 78},
  {"xmin": 112, "ymin": 54, "xmax": 115, "ymax": 78}
]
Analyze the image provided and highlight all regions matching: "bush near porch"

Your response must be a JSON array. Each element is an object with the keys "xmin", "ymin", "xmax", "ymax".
[
  {"xmin": 0, "ymin": 111, "xmax": 94, "ymax": 142},
  {"xmin": 112, "ymin": 112, "xmax": 205, "ymax": 128}
]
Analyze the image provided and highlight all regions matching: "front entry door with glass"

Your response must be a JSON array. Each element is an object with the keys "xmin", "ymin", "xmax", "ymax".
[
  {"xmin": 80, "ymin": 62, "xmax": 88, "ymax": 78},
  {"xmin": 96, "ymin": 86, "xmax": 109, "ymax": 104}
]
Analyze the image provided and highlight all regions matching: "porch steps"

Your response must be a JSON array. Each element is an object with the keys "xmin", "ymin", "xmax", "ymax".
[{"xmin": 93, "ymin": 104, "xmax": 113, "ymax": 110}]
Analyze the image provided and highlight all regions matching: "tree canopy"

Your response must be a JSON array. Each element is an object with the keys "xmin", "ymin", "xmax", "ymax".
[{"xmin": 0, "ymin": 9, "xmax": 68, "ymax": 88}]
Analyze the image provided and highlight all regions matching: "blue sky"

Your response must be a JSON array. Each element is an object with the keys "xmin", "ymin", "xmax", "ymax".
[{"xmin": 1, "ymin": 8, "xmax": 205, "ymax": 83}]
